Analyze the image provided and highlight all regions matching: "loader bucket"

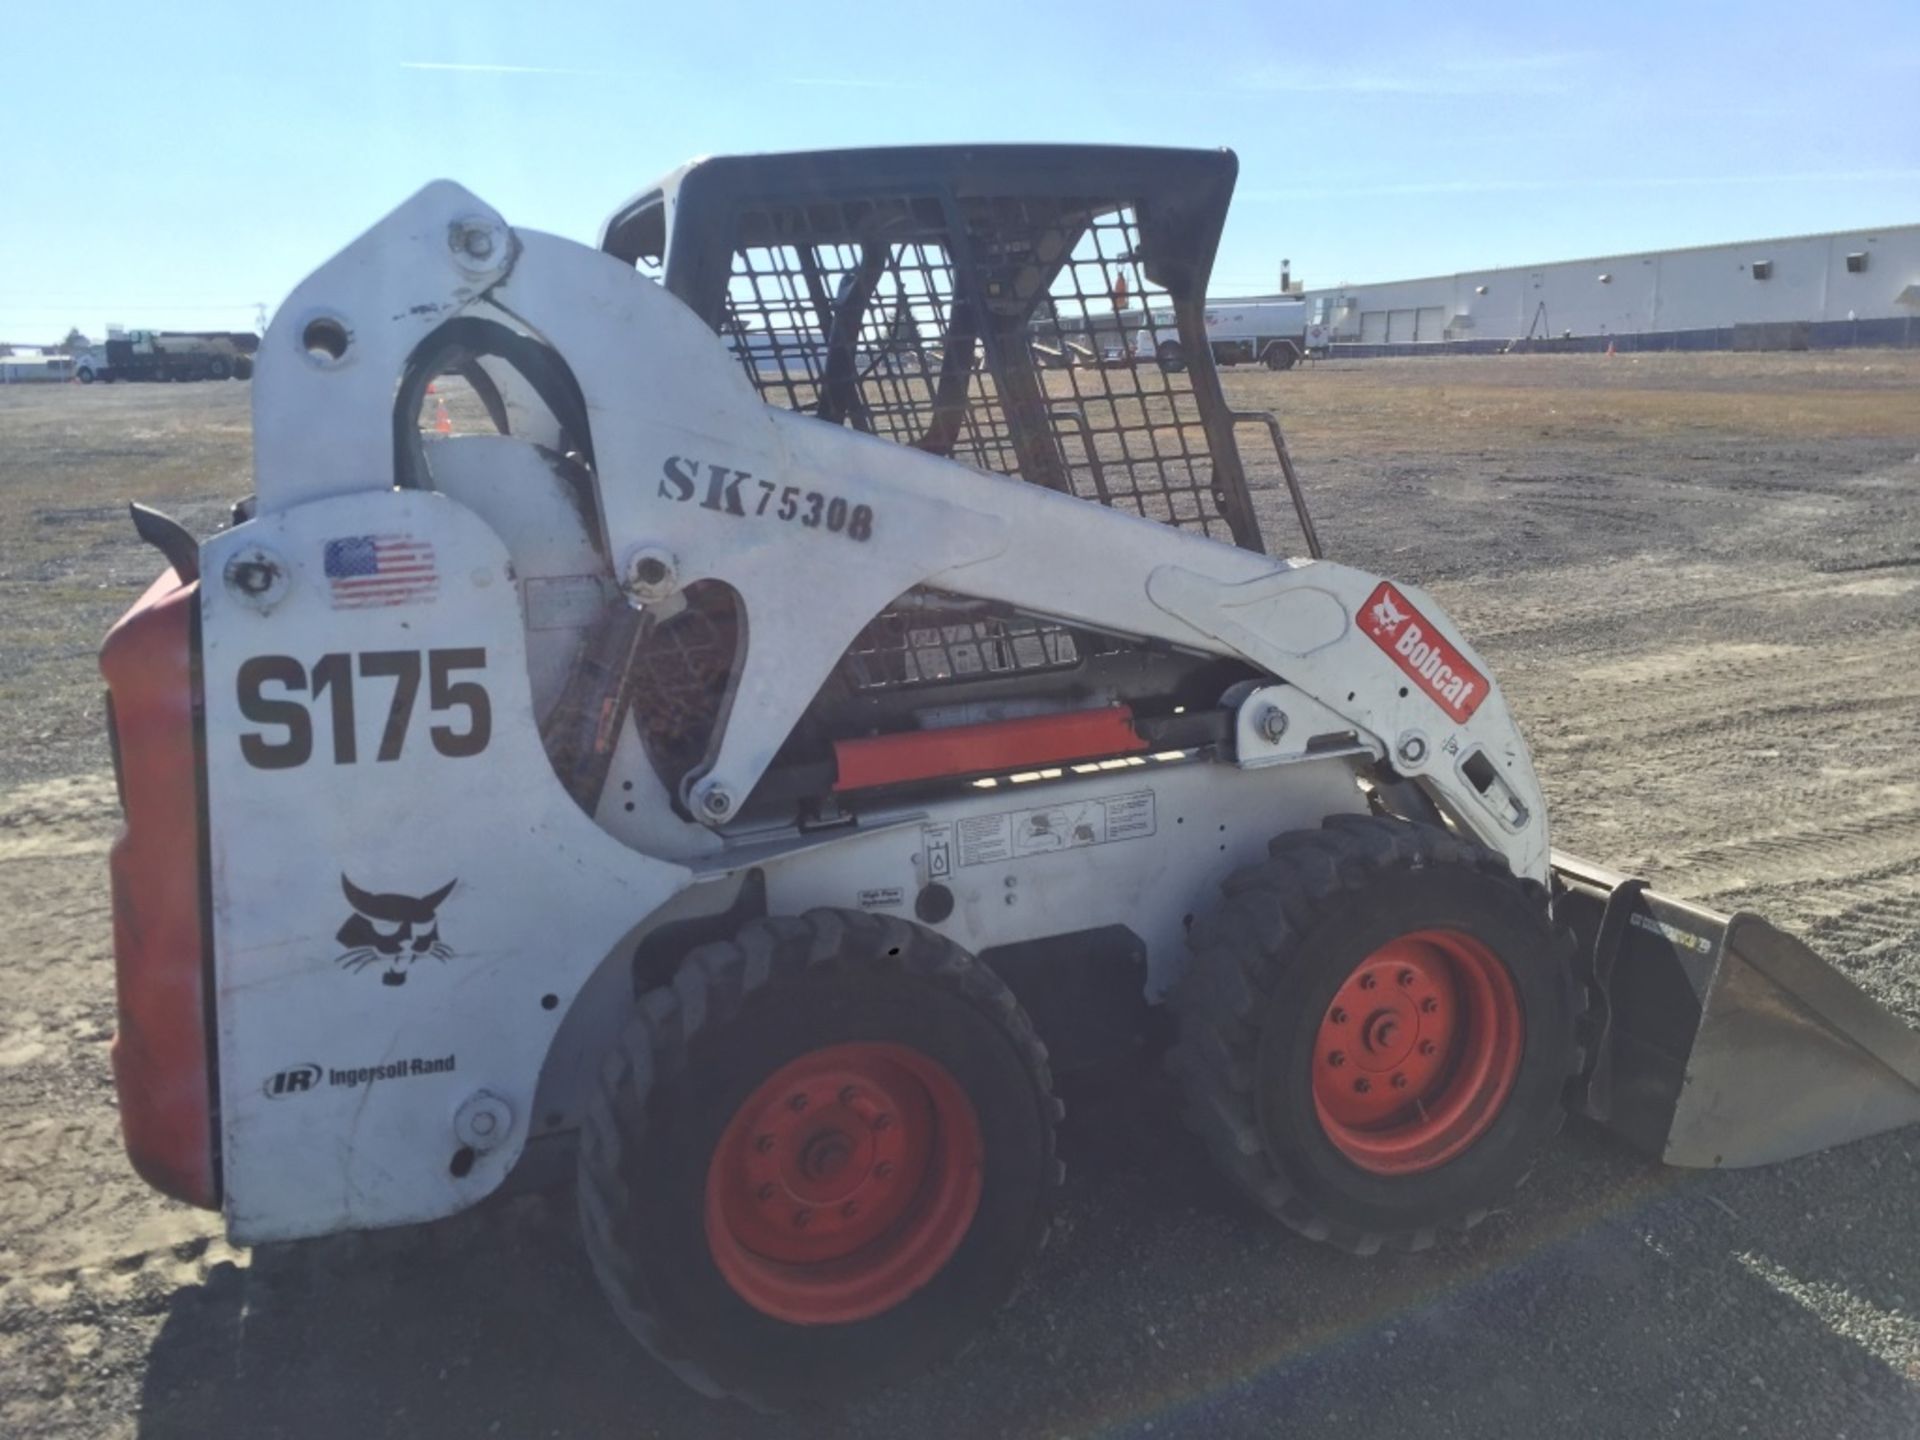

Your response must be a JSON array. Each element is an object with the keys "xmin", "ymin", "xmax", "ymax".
[{"xmin": 1554, "ymin": 852, "xmax": 1920, "ymax": 1168}]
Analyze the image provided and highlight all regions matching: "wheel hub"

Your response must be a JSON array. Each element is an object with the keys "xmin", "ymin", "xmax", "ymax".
[
  {"xmin": 799, "ymin": 1130, "xmax": 854, "ymax": 1182},
  {"xmin": 1358, "ymin": 1006, "xmax": 1413, "ymax": 1068}
]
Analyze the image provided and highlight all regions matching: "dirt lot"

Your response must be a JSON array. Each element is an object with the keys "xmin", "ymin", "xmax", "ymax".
[{"xmin": 3, "ymin": 351, "xmax": 1919, "ymax": 1438}]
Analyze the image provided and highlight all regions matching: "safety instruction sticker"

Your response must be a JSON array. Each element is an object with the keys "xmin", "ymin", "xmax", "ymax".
[
  {"xmin": 1629, "ymin": 910, "xmax": 1717, "ymax": 957},
  {"xmin": 936, "ymin": 790, "xmax": 1156, "ymax": 868},
  {"xmin": 922, "ymin": 825, "xmax": 954, "ymax": 880}
]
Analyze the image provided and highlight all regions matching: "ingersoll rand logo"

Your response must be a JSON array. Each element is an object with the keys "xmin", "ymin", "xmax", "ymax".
[
  {"xmin": 263, "ymin": 1063, "xmax": 322, "ymax": 1099},
  {"xmin": 1359, "ymin": 582, "xmax": 1489, "ymax": 724}
]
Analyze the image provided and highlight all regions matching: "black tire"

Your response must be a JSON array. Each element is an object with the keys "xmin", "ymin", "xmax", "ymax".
[
  {"xmin": 578, "ymin": 909, "xmax": 1061, "ymax": 1409},
  {"xmin": 209, "ymin": 356, "xmax": 232, "ymax": 381},
  {"xmin": 234, "ymin": 356, "xmax": 254, "ymax": 380},
  {"xmin": 1170, "ymin": 814, "xmax": 1581, "ymax": 1255},
  {"xmin": 1263, "ymin": 343, "xmax": 1298, "ymax": 371},
  {"xmin": 76, "ymin": 366, "xmax": 95, "ymax": 384},
  {"xmin": 1156, "ymin": 340, "xmax": 1187, "ymax": 374}
]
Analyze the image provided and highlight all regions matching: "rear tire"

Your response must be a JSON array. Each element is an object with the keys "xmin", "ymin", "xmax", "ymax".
[
  {"xmin": 1156, "ymin": 340, "xmax": 1187, "ymax": 374},
  {"xmin": 1263, "ymin": 343, "xmax": 1298, "ymax": 371},
  {"xmin": 1170, "ymin": 815, "xmax": 1580, "ymax": 1254},
  {"xmin": 76, "ymin": 366, "xmax": 95, "ymax": 384},
  {"xmin": 577, "ymin": 910, "xmax": 1061, "ymax": 1409},
  {"xmin": 209, "ymin": 356, "xmax": 232, "ymax": 381}
]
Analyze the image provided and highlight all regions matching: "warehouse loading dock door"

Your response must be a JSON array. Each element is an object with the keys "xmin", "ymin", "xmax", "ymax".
[
  {"xmin": 1382, "ymin": 308, "xmax": 1447, "ymax": 342},
  {"xmin": 1367, "ymin": 307, "xmax": 1449, "ymax": 343},
  {"xmin": 1382, "ymin": 309, "xmax": 1443, "ymax": 341}
]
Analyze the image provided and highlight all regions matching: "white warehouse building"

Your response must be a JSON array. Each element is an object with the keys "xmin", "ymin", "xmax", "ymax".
[{"xmin": 1297, "ymin": 222, "xmax": 1920, "ymax": 351}]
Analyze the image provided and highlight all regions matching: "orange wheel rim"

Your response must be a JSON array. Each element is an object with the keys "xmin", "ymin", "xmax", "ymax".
[
  {"xmin": 1310, "ymin": 929, "xmax": 1524, "ymax": 1175},
  {"xmin": 704, "ymin": 1042, "xmax": 983, "ymax": 1324}
]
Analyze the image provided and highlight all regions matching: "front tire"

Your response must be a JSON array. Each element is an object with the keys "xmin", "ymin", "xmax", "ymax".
[
  {"xmin": 76, "ymin": 366, "xmax": 95, "ymax": 384},
  {"xmin": 1171, "ymin": 815, "xmax": 1580, "ymax": 1254},
  {"xmin": 578, "ymin": 910, "xmax": 1061, "ymax": 1408},
  {"xmin": 1156, "ymin": 339, "xmax": 1187, "ymax": 374}
]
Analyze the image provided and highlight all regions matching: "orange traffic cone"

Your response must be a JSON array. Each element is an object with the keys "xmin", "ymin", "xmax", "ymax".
[
  {"xmin": 433, "ymin": 396, "xmax": 452, "ymax": 436},
  {"xmin": 1606, "ymin": 340, "xmax": 1617, "ymax": 357}
]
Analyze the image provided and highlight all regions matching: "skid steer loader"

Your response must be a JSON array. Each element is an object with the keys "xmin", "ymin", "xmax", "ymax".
[{"xmin": 100, "ymin": 146, "xmax": 1920, "ymax": 1406}]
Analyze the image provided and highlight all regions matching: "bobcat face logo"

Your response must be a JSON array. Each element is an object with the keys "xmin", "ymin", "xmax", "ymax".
[
  {"xmin": 1368, "ymin": 592, "xmax": 1409, "ymax": 637},
  {"xmin": 335, "ymin": 876, "xmax": 456, "ymax": 987}
]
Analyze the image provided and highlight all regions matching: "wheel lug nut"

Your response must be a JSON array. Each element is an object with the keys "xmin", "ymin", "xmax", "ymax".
[
  {"xmin": 1359, "ymin": 974, "xmax": 1377, "ymax": 990},
  {"xmin": 755, "ymin": 1134, "xmax": 775, "ymax": 1154},
  {"xmin": 1328, "ymin": 1051, "xmax": 1346, "ymax": 1068},
  {"xmin": 876, "ymin": 1161, "xmax": 895, "ymax": 1178},
  {"xmin": 842, "ymin": 1201, "xmax": 860, "ymax": 1218},
  {"xmin": 1330, "ymin": 1007, "xmax": 1348, "ymax": 1025},
  {"xmin": 788, "ymin": 1093, "xmax": 808, "ymax": 1112},
  {"xmin": 839, "ymin": 1085, "xmax": 858, "ymax": 1105},
  {"xmin": 872, "ymin": 1112, "xmax": 894, "ymax": 1132},
  {"xmin": 1397, "ymin": 970, "xmax": 1416, "ymax": 988},
  {"xmin": 1391, "ymin": 1073, "xmax": 1408, "ymax": 1089},
  {"xmin": 1420, "ymin": 997, "xmax": 1438, "ymax": 1014},
  {"xmin": 1354, "ymin": 1077, "xmax": 1371, "ymax": 1093},
  {"xmin": 1418, "ymin": 1039, "xmax": 1437, "ymax": 1056},
  {"xmin": 756, "ymin": 1183, "xmax": 774, "ymax": 1202},
  {"xmin": 793, "ymin": 1208, "xmax": 813, "ymax": 1228}
]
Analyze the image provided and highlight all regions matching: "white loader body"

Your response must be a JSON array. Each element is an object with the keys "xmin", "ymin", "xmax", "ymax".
[{"xmin": 201, "ymin": 182, "xmax": 1545, "ymax": 1241}]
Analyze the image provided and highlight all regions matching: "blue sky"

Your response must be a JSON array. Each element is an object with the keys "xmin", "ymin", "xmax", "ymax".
[{"xmin": 2, "ymin": 1, "xmax": 1915, "ymax": 341}]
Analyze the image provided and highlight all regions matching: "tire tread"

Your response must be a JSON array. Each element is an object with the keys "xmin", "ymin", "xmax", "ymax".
[{"xmin": 577, "ymin": 908, "xmax": 1059, "ymax": 1406}]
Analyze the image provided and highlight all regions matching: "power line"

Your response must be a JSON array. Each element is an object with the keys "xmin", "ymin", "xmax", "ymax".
[
  {"xmin": 0, "ymin": 303, "xmax": 262, "ymax": 311},
  {"xmin": 0, "ymin": 290, "xmax": 266, "ymax": 301}
]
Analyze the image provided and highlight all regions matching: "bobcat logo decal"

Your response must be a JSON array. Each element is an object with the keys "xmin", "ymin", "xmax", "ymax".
[
  {"xmin": 1367, "ymin": 591, "xmax": 1409, "ymax": 637},
  {"xmin": 335, "ymin": 876, "xmax": 456, "ymax": 987}
]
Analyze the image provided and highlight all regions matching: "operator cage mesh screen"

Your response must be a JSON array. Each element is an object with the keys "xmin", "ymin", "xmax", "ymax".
[{"xmin": 719, "ymin": 195, "xmax": 1233, "ymax": 542}]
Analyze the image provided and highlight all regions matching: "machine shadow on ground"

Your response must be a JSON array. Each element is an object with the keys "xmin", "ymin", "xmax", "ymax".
[{"xmin": 135, "ymin": 1065, "xmax": 1920, "ymax": 1440}]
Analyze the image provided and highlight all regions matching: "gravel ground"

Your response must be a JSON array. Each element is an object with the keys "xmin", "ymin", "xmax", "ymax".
[{"xmin": 2, "ymin": 352, "xmax": 1918, "ymax": 1439}]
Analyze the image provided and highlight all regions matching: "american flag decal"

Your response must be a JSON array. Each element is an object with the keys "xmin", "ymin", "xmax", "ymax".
[{"xmin": 323, "ymin": 535, "xmax": 439, "ymax": 609}]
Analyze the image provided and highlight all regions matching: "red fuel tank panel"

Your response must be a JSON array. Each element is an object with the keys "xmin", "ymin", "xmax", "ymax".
[{"xmin": 99, "ymin": 570, "xmax": 218, "ymax": 1210}]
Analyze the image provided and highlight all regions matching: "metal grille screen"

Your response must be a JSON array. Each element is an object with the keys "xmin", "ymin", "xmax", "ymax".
[{"xmin": 721, "ymin": 197, "xmax": 1235, "ymax": 542}]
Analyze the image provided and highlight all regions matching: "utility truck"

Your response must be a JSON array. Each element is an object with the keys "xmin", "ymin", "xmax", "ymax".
[
  {"xmin": 1138, "ymin": 296, "xmax": 1311, "ymax": 371},
  {"xmin": 74, "ymin": 328, "xmax": 256, "ymax": 383}
]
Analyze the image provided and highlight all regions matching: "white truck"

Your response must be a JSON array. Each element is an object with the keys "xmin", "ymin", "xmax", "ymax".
[{"xmin": 1137, "ymin": 297, "xmax": 1317, "ymax": 372}]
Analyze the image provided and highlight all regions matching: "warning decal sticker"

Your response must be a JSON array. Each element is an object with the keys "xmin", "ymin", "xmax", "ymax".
[
  {"xmin": 957, "ymin": 790, "xmax": 1157, "ymax": 868},
  {"xmin": 922, "ymin": 824, "xmax": 954, "ymax": 880}
]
